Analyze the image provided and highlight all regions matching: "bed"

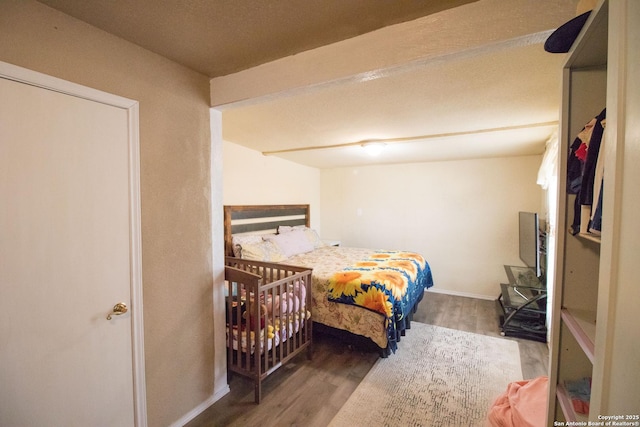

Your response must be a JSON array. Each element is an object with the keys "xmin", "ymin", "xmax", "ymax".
[{"xmin": 223, "ymin": 204, "xmax": 434, "ymax": 360}]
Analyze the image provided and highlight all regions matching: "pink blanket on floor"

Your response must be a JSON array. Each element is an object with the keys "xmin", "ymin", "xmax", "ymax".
[{"xmin": 487, "ymin": 376, "xmax": 548, "ymax": 427}]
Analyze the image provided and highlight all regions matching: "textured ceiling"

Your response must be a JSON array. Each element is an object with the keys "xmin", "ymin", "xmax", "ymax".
[
  {"xmin": 222, "ymin": 41, "xmax": 565, "ymax": 168},
  {"xmin": 38, "ymin": 0, "xmax": 477, "ymax": 77},
  {"xmin": 217, "ymin": 0, "xmax": 580, "ymax": 168},
  {"xmin": 39, "ymin": 0, "xmax": 581, "ymax": 168}
]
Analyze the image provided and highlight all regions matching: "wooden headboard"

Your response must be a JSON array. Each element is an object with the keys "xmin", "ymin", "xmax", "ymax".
[{"xmin": 223, "ymin": 204, "xmax": 310, "ymax": 256}]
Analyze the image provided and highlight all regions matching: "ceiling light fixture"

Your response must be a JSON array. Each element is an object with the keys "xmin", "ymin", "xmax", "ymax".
[{"xmin": 361, "ymin": 142, "xmax": 386, "ymax": 156}]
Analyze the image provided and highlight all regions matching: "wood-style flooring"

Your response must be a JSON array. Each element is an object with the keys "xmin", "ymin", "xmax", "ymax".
[{"xmin": 186, "ymin": 292, "xmax": 549, "ymax": 427}]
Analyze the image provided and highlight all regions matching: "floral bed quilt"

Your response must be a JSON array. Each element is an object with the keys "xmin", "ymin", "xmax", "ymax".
[{"xmin": 285, "ymin": 246, "xmax": 433, "ymax": 353}]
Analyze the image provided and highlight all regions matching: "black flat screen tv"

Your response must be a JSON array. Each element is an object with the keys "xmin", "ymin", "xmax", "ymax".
[{"xmin": 519, "ymin": 211, "xmax": 542, "ymax": 278}]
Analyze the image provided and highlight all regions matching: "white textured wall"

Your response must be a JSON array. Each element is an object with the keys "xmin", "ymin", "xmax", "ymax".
[
  {"xmin": 222, "ymin": 143, "xmax": 543, "ymax": 299},
  {"xmin": 222, "ymin": 141, "xmax": 322, "ymax": 228},
  {"xmin": 0, "ymin": 2, "xmax": 214, "ymax": 425},
  {"xmin": 320, "ymin": 155, "xmax": 543, "ymax": 299}
]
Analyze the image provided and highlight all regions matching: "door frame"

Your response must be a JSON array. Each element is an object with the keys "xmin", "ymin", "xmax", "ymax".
[{"xmin": 0, "ymin": 61, "xmax": 147, "ymax": 426}]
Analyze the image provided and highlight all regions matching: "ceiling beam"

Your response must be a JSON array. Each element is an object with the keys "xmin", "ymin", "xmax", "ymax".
[{"xmin": 210, "ymin": 0, "xmax": 577, "ymax": 109}]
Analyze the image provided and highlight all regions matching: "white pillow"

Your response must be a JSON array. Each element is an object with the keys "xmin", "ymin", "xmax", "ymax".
[
  {"xmin": 278, "ymin": 226, "xmax": 325, "ymax": 249},
  {"xmin": 303, "ymin": 228, "xmax": 325, "ymax": 249},
  {"xmin": 264, "ymin": 229, "xmax": 314, "ymax": 258},
  {"xmin": 277, "ymin": 225, "xmax": 306, "ymax": 234},
  {"xmin": 240, "ymin": 240, "xmax": 285, "ymax": 262},
  {"xmin": 231, "ymin": 234, "xmax": 266, "ymax": 258}
]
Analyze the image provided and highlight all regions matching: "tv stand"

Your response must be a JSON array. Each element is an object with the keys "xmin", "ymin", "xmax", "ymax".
[{"xmin": 497, "ymin": 265, "xmax": 547, "ymax": 342}]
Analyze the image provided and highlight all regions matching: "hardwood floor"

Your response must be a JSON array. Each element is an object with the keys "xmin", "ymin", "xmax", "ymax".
[{"xmin": 186, "ymin": 292, "xmax": 549, "ymax": 427}]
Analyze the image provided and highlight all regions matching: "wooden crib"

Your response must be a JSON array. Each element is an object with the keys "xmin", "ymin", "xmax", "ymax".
[{"xmin": 224, "ymin": 257, "xmax": 313, "ymax": 403}]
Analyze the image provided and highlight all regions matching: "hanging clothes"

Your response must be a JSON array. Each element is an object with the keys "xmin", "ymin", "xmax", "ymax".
[
  {"xmin": 567, "ymin": 108, "xmax": 606, "ymax": 235},
  {"xmin": 589, "ymin": 182, "xmax": 603, "ymax": 235},
  {"xmin": 589, "ymin": 118, "xmax": 606, "ymax": 235}
]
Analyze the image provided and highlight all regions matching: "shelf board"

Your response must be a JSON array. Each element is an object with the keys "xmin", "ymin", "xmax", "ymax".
[
  {"xmin": 561, "ymin": 308, "xmax": 596, "ymax": 363},
  {"xmin": 578, "ymin": 232, "xmax": 602, "ymax": 244},
  {"xmin": 557, "ymin": 383, "xmax": 589, "ymax": 423}
]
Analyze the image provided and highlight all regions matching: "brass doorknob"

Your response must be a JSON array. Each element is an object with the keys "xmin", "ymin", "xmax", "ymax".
[{"xmin": 106, "ymin": 302, "xmax": 128, "ymax": 320}]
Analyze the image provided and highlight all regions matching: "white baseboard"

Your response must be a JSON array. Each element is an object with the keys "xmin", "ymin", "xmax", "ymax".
[
  {"xmin": 425, "ymin": 287, "xmax": 496, "ymax": 301},
  {"xmin": 170, "ymin": 384, "xmax": 230, "ymax": 427}
]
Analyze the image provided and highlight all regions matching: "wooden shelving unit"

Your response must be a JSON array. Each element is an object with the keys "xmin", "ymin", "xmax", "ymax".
[
  {"xmin": 547, "ymin": 2, "xmax": 607, "ymax": 422},
  {"xmin": 557, "ymin": 383, "xmax": 589, "ymax": 423},
  {"xmin": 577, "ymin": 233, "xmax": 601, "ymax": 244},
  {"xmin": 547, "ymin": 0, "xmax": 640, "ymax": 423},
  {"xmin": 560, "ymin": 309, "xmax": 595, "ymax": 363}
]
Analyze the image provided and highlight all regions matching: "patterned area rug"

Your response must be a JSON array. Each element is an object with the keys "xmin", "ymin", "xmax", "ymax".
[{"xmin": 329, "ymin": 323, "xmax": 522, "ymax": 427}]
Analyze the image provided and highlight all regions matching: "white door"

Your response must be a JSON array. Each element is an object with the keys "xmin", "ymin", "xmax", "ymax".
[{"xmin": 0, "ymin": 65, "xmax": 146, "ymax": 426}]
